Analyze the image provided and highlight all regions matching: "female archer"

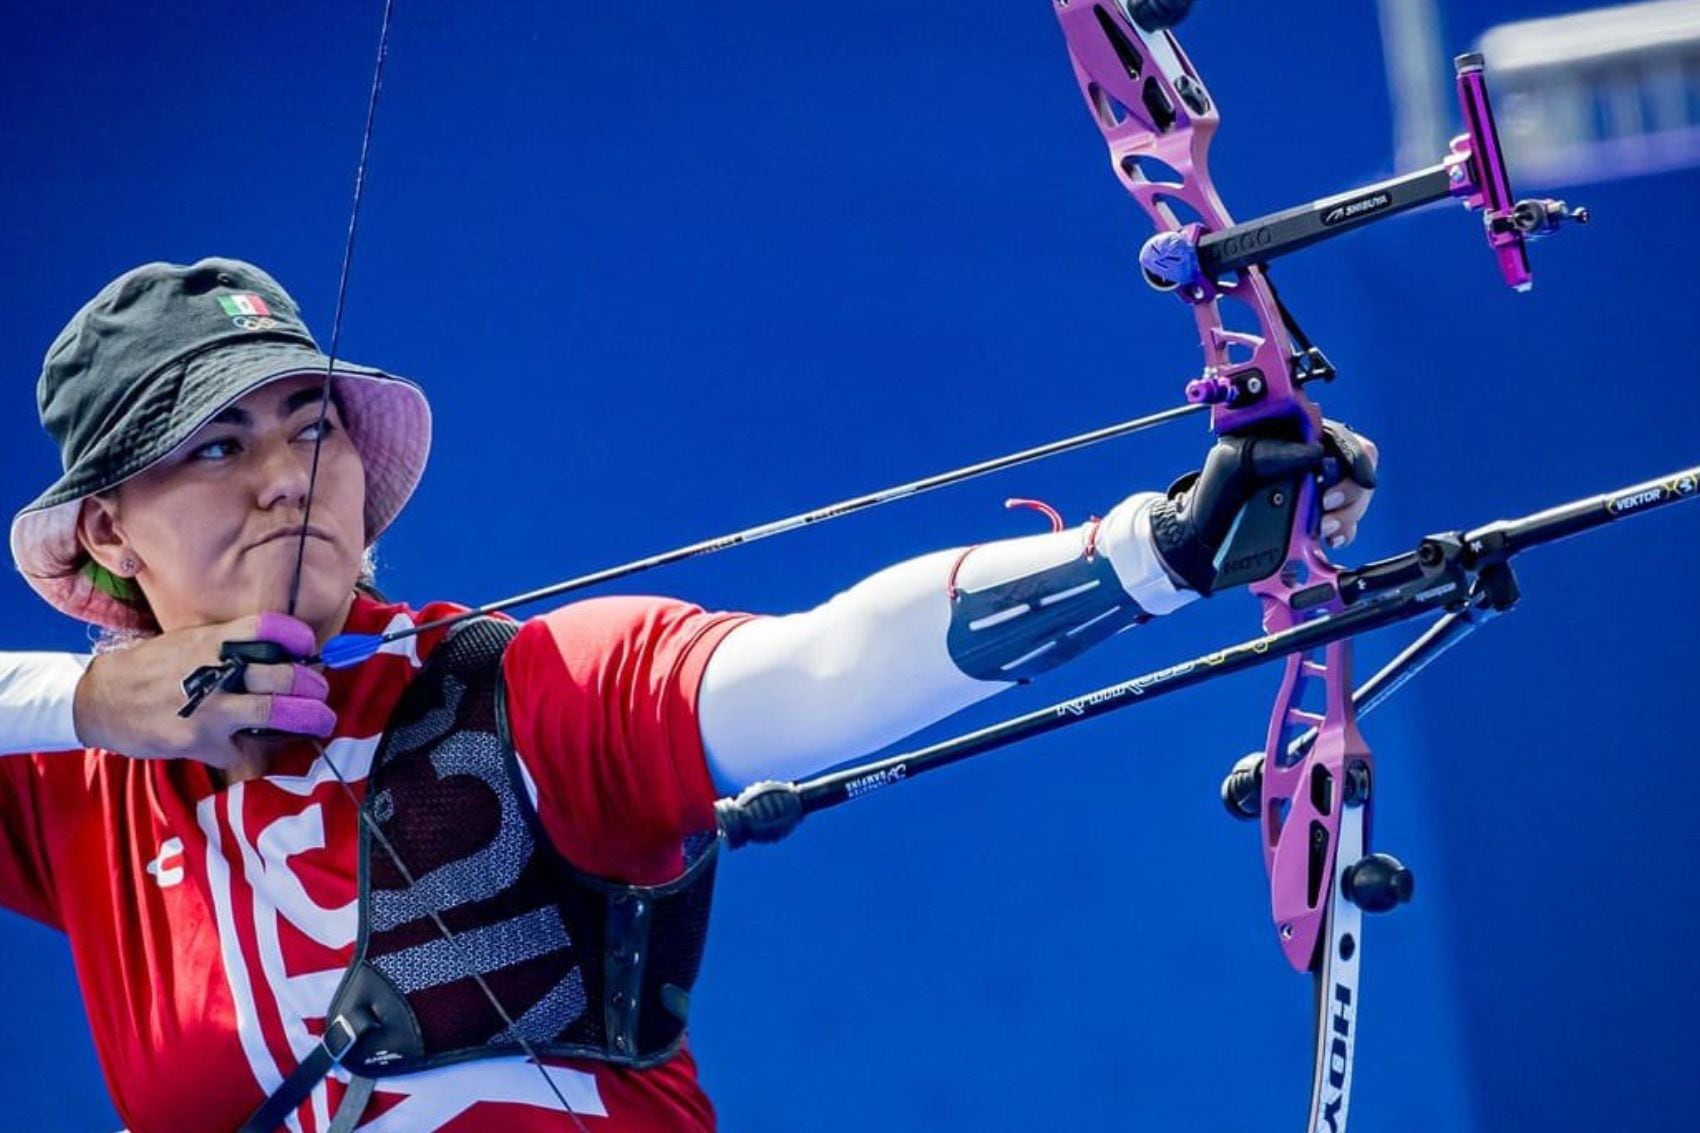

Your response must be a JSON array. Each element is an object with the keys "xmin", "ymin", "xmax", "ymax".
[{"xmin": 0, "ymin": 258, "xmax": 1374, "ymax": 1132}]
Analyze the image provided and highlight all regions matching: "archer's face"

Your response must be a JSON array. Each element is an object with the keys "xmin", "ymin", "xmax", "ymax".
[{"xmin": 85, "ymin": 374, "xmax": 368, "ymax": 639}]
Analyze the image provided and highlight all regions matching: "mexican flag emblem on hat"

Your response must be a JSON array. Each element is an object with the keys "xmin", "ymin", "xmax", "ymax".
[{"xmin": 216, "ymin": 292, "xmax": 272, "ymax": 318}]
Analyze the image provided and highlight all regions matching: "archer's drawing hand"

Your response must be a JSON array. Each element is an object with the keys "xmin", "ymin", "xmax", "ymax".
[
  {"xmin": 73, "ymin": 613, "xmax": 334, "ymax": 776},
  {"xmin": 1151, "ymin": 420, "xmax": 1379, "ymax": 594}
]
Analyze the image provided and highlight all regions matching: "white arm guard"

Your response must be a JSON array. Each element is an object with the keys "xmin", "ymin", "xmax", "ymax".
[
  {"xmin": 699, "ymin": 491, "xmax": 1196, "ymax": 791},
  {"xmin": 0, "ymin": 652, "xmax": 90, "ymax": 753}
]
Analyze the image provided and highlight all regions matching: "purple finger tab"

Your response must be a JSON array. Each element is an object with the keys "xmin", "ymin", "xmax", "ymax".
[
  {"xmin": 254, "ymin": 612, "xmax": 317, "ymax": 659},
  {"xmin": 267, "ymin": 696, "xmax": 336, "ymax": 738},
  {"xmin": 289, "ymin": 665, "xmax": 330, "ymax": 700}
]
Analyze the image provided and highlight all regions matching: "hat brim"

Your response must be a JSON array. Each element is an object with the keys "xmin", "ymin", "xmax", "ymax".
[{"xmin": 10, "ymin": 341, "xmax": 431, "ymax": 630}]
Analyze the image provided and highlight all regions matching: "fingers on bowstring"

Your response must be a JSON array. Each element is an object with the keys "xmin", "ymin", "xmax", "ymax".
[
  {"xmin": 250, "ymin": 611, "xmax": 318, "ymax": 659},
  {"xmin": 267, "ymin": 665, "xmax": 337, "ymax": 737},
  {"xmin": 240, "ymin": 663, "xmax": 329, "ymax": 701},
  {"xmin": 264, "ymin": 696, "xmax": 337, "ymax": 739},
  {"xmin": 215, "ymin": 670, "xmax": 335, "ymax": 740},
  {"xmin": 227, "ymin": 693, "xmax": 335, "ymax": 739}
]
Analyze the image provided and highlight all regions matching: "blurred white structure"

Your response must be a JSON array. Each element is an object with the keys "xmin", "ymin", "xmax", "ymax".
[
  {"xmin": 1377, "ymin": 0, "xmax": 1452, "ymax": 174},
  {"xmin": 1378, "ymin": 0, "xmax": 1700, "ymax": 186},
  {"xmin": 1480, "ymin": 1, "xmax": 1700, "ymax": 185}
]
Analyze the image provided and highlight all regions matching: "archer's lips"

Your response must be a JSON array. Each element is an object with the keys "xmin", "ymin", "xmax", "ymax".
[{"xmin": 248, "ymin": 527, "xmax": 334, "ymax": 551}]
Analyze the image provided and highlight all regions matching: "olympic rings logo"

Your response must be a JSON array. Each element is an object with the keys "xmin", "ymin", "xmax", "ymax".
[{"xmin": 229, "ymin": 315, "xmax": 282, "ymax": 331}]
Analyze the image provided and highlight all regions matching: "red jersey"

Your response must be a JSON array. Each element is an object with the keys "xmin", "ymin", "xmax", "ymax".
[{"xmin": 0, "ymin": 593, "xmax": 750, "ymax": 1133}]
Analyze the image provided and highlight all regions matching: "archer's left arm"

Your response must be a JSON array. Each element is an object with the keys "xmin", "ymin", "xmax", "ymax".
[{"xmin": 699, "ymin": 427, "xmax": 1378, "ymax": 792}]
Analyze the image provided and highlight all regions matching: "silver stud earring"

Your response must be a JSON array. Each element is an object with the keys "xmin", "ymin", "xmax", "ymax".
[{"xmin": 119, "ymin": 556, "xmax": 137, "ymax": 576}]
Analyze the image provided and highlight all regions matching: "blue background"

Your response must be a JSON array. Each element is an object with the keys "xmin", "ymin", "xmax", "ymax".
[{"xmin": 1, "ymin": 1, "xmax": 1694, "ymax": 1130}]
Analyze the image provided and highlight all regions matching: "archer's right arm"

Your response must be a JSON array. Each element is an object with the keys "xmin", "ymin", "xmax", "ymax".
[
  {"xmin": 0, "ymin": 616, "xmax": 332, "ymax": 776},
  {"xmin": 0, "ymin": 653, "xmax": 88, "ymax": 754}
]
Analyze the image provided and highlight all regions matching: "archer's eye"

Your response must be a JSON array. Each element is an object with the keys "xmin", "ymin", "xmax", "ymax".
[
  {"xmin": 297, "ymin": 418, "xmax": 339, "ymax": 443},
  {"xmin": 187, "ymin": 437, "xmax": 241, "ymax": 462}
]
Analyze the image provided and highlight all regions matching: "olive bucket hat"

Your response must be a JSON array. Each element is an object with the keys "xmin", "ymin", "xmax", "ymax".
[{"xmin": 9, "ymin": 257, "xmax": 432, "ymax": 630}]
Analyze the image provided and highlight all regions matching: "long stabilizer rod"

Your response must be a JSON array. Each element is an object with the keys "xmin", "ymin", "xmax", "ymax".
[{"xmin": 718, "ymin": 462, "xmax": 1699, "ymax": 846}]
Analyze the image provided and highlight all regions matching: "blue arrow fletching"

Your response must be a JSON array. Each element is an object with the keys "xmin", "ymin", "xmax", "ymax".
[{"xmin": 319, "ymin": 632, "xmax": 385, "ymax": 670}]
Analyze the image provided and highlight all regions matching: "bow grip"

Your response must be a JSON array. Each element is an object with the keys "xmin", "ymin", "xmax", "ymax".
[{"xmin": 1208, "ymin": 476, "xmax": 1301, "ymax": 591}]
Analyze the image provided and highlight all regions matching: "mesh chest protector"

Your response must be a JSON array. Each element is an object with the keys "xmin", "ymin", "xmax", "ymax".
[{"xmin": 241, "ymin": 618, "xmax": 718, "ymax": 1133}]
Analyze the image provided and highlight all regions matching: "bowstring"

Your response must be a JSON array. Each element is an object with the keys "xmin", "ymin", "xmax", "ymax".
[
  {"xmin": 286, "ymin": 3, "xmax": 587, "ymax": 1126},
  {"xmin": 286, "ymin": 0, "xmax": 396, "ymax": 620}
]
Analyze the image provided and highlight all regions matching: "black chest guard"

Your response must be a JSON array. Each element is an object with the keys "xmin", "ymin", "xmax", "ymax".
[{"xmin": 241, "ymin": 617, "xmax": 718, "ymax": 1133}]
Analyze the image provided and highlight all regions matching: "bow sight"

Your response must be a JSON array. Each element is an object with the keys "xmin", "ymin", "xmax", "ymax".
[{"xmin": 1139, "ymin": 53, "xmax": 1588, "ymax": 323}]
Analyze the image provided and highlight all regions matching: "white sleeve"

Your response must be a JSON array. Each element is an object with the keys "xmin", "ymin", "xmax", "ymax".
[
  {"xmin": 0, "ymin": 653, "xmax": 90, "ymax": 753},
  {"xmin": 698, "ymin": 491, "xmax": 1196, "ymax": 792}
]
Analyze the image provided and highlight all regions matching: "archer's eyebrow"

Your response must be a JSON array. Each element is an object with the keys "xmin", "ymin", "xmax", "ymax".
[
  {"xmin": 205, "ymin": 386, "xmax": 334, "ymax": 428},
  {"xmin": 281, "ymin": 386, "xmax": 335, "ymax": 417}
]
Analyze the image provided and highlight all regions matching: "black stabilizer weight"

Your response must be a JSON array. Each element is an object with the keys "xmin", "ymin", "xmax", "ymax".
[
  {"xmin": 1130, "ymin": 0, "xmax": 1195, "ymax": 32},
  {"xmin": 1221, "ymin": 752, "xmax": 1263, "ymax": 821},
  {"xmin": 1341, "ymin": 852, "xmax": 1415, "ymax": 913},
  {"xmin": 716, "ymin": 781, "xmax": 805, "ymax": 849}
]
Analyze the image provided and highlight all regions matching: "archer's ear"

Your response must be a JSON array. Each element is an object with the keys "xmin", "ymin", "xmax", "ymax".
[{"xmin": 76, "ymin": 494, "xmax": 136, "ymax": 576}]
